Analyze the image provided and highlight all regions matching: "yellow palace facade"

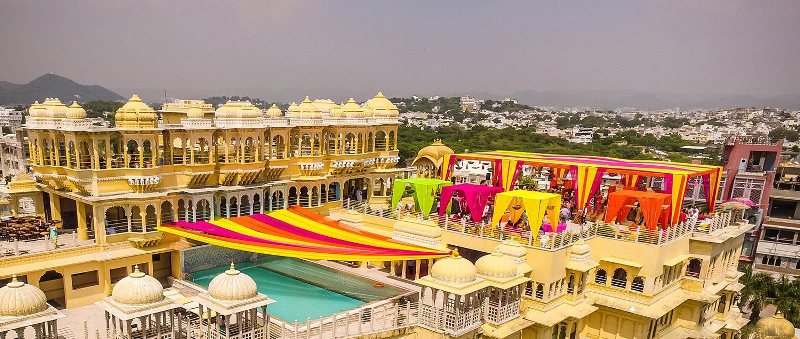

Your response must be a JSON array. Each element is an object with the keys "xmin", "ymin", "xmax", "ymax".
[
  {"xmin": 1, "ymin": 93, "xmax": 401, "ymax": 309},
  {"xmin": 0, "ymin": 96, "xmax": 763, "ymax": 339}
]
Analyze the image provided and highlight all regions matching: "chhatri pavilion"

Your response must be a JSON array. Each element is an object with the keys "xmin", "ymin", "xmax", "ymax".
[{"xmin": 0, "ymin": 94, "xmax": 771, "ymax": 339}]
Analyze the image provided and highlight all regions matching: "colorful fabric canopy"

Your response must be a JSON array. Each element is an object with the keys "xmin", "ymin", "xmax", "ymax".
[
  {"xmin": 391, "ymin": 178, "xmax": 452, "ymax": 216},
  {"xmin": 157, "ymin": 206, "xmax": 450, "ymax": 261},
  {"xmin": 438, "ymin": 184, "xmax": 504, "ymax": 222},
  {"xmin": 604, "ymin": 190, "xmax": 672, "ymax": 230},
  {"xmin": 491, "ymin": 190, "xmax": 561, "ymax": 238},
  {"xmin": 442, "ymin": 150, "xmax": 723, "ymax": 226}
]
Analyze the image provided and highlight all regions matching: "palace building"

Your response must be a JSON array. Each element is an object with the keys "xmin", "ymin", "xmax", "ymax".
[
  {"xmin": 1, "ymin": 92, "xmax": 401, "ymax": 310},
  {"xmin": 0, "ymin": 93, "xmax": 768, "ymax": 339}
]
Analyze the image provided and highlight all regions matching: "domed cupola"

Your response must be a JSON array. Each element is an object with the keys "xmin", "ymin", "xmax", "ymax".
[
  {"xmin": 66, "ymin": 101, "xmax": 87, "ymax": 119},
  {"xmin": 295, "ymin": 96, "xmax": 322, "ymax": 118},
  {"xmin": 207, "ymin": 263, "xmax": 258, "ymax": 301},
  {"xmin": 429, "ymin": 250, "xmax": 478, "ymax": 284},
  {"xmin": 475, "ymin": 252, "xmax": 517, "ymax": 279},
  {"xmin": 364, "ymin": 92, "xmax": 398, "ymax": 117},
  {"xmin": 186, "ymin": 107, "xmax": 204, "ymax": 119},
  {"xmin": 266, "ymin": 104, "xmax": 283, "ymax": 118},
  {"xmin": 341, "ymin": 98, "xmax": 365, "ymax": 118},
  {"xmin": 0, "ymin": 276, "xmax": 49, "ymax": 316},
  {"xmin": 28, "ymin": 101, "xmax": 46, "ymax": 119},
  {"xmin": 286, "ymin": 102, "xmax": 299, "ymax": 116},
  {"xmin": 214, "ymin": 101, "xmax": 262, "ymax": 119},
  {"xmin": 111, "ymin": 266, "xmax": 164, "ymax": 305},
  {"xmin": 42, "ymin": 98, "xmax": 68, "ymax": 119},
  {"xmin": 753, "ymin": 312, "xmax": 798, "ymax": 339},
  {"xmin": 115, "ymin": 95, "xmax": 158, "ymax": 128},
  {"xmin": 312, "ymin": 99, "xmax": 337, "ymax": 115}
]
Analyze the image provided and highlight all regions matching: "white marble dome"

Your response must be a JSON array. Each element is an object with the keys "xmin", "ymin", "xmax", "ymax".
[
  {"xmin": 111, "ymin": 266, "xmax": 164, "ymax": 305},
  {"xmin": 0, "ymin": 276, "xmax": 49, "ymax": 316},
  {"xmin": 430, "ymin": 252, "xmax": 477, "ymax": 283},
  {"xmin": 475, "ymin": 252, "xmax": 517, "ymax": 279},
  {"xmin": 208, "ymin": 263, "xmax": 258, "ymax": 301}
]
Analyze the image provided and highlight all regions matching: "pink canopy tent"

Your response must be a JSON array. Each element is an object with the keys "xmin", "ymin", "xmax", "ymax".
[{"xmin": 438, "ymin": 183, "xmax": 504, "ymax": 222}]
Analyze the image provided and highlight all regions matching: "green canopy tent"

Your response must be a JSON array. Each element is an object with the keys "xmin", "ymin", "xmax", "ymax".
[{"xmin": 391, "ymin": 178, "xmax": 453, "ymax": 216}]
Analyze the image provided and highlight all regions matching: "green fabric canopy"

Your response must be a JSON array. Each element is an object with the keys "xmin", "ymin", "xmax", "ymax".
[{"xmin": 391, "ymin": 178, "xmax": 452, "ymax": 216}]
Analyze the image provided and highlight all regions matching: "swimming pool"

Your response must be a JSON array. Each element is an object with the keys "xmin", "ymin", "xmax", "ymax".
[{"xmin": 190, "ymin": 256, "xmax": 405, "ymax": 322}]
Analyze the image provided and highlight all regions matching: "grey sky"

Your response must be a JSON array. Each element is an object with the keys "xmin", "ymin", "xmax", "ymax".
[{"xmin": 1, "ymin": 1, "xmax": 799, "ymax": 102}]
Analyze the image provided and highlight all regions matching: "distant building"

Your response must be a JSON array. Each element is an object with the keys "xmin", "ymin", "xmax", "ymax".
[
  {"xmin": 0, "ymin": 107, "xmax": 24, "ymax": 129},
  {"xmin": 0, "ymin": 130, "xmax": 29, "ymax": 177},
  {"xmin": 460, "ymin": 96, "xmax": 479, "ymax": 113},
  {"xmin": 721, "ymin": 136, "xmax": 783, "ymax": 264},
  {"xmin": 568, "ymin": 127, "xmax": 594, "ymax": 144}
]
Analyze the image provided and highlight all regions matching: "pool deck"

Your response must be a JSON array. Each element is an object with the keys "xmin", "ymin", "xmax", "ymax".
[
  {"xmin": 22, "ymin": 260, "xmax": 417, "ymax": 339},
  {"xmin": 311, "ymin": 260, "xmax": 421, "ymax": 293}
]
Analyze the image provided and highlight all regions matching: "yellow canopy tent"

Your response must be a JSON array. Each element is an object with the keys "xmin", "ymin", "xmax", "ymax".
[{"xmin": 491, "ymin": 190, "xmax": 561, "ymax": 238}]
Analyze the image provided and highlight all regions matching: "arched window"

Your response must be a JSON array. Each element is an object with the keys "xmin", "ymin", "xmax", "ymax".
[
  {"xmin": 595, "ymin": 269, "xmax": 607, "ymax": 285},
  {"xmin": 718, "ymin": 294, "xmax": 727, "ymax": 313},
  {"xmin": 687, "ymin": 259, "xmax": 702, "ymax": 278},
  {"xmin": 611, "ymin": 268, "xmax": 627, "ymax": 288},
  {"xmin": 567, "ymin": 274, "xmax": 575, "ymax": 294},
  {"xmin": 535, "ymin": 283, "xmax": 544, "ymax": 299},
  {"xmin": 631, "ymin": 276, "xmax": 644, "ymax": 292}
]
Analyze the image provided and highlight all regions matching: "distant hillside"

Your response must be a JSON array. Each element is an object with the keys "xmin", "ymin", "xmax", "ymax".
[
  {"xmin": 0, "ymin": 81, "xmax": 20, "ymax": 93},
  {"xmin": 0, "ymin": 73, "xmax": 124, "ymax": 105},
  {"xmin": 509, "ymin": 89, "xmax": 800, "ymax": 110}
]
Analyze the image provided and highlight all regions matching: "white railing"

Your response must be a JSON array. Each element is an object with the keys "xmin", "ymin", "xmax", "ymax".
[
  {"xmin": 339, "ymin": 201, "xmax": 710, "ymax": 249},
  {"xmin": 484, "ymin": 299, "xmax": 520, "ymax": 325},
  {"xmin": 267, "ymin": 295, "xmax": 418, "ymax": 338},
  {"xmin": 0, "ymin": 231, "xmax": 92, "ymax": 257},
  {"xmin": 692, "ymin": 210, "xmax": 737, "ymax": 234}
]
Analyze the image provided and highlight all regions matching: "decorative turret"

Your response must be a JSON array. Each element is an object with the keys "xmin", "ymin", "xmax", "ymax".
[
  {"xmin": 115, "ymin": 95, "xmax": 158, "ymax": 128},
  {"xmin": 266, "ymin": 104, "xmax": 283, "ymax": 118},
  {"xmin": 0, "ymin": 276, "xmax": 48, "ymax": 316},
  {"xmin": 364, "ymin": 92, "xmax": 399, "ymax": 117},
  {"xmin": 207, "ymin": 263, "xmax": 258, "ymax": 301},
  {"xmin": 111, "ymin": 266, "xmax": 164, "ymax": 305},
  {"xmin": 215, "ymin": 100, "xmax": 262, "ymax": 119},
  {"xmin": 66, "ymin": 101, "xmax": 87, "ymax": 119},
  {"xmin": 294, "ymin": 96, "xmax": 322, "ymax": 118}
]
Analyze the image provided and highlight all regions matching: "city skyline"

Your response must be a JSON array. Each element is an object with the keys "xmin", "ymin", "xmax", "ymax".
[{"xmin": 1, "ymin": 1, "xmax": 800, "ymax": 106}]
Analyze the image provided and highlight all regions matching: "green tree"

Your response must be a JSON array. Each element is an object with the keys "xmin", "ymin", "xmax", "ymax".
[
  {"xmin": 769, "ymin": 127, "xmax": 800, "ymax": 142},
  {"xmin": 739, "ymin": 265, "xmax": 775, "ymax": 322}
]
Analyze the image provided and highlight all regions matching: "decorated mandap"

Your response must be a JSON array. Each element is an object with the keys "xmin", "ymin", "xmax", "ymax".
[
  {"xmin": 441, "ymin": 150, "xmax": 723, "ymax": 227},
  {"xmin": 157, "ymin": 206, "xmax": 450, "ymax": 261},
  {"xmin": 391, "ymin": 178, "xmax": 452, "ymax": 216},
  {"xmin": 437, "ymin": 183, "xmax": 504, "ymax": 222},
  {"xmin": 491, "ymin": 190, "xmax": 561, "ymax": 236}
]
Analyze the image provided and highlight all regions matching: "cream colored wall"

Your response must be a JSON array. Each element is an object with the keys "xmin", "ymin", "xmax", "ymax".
[
  {"xmin": 13, "ymin": 249, "xmax": 175, "ymax": 308},
  {"xmin": 583, "ymin": 307, "xmax": 649, "ymax": 339}
]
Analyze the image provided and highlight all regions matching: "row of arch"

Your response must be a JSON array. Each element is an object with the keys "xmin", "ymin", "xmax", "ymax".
[{"xmin": 28, "ymin": 128, "xmax": 398, "ymax": 169}]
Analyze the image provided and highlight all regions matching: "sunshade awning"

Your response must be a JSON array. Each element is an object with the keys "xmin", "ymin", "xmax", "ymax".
[{"xmin": 158, "ymin": 206, "xmax": 450, "ymax": 261}]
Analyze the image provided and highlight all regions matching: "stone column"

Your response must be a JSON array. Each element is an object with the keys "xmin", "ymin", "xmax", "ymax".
[
  {"xmin": 49, "ymin": 193, "xmax": 62, "ymax": 223},
  {"xmin": 76, "ymin": 201, "xmax": 88, "ymax": 241}
]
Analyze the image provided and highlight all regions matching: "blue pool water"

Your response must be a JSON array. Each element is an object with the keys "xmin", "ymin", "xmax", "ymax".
[{"xmin": 190, "ymin": 256, "xmax": 403, "ymax": 322}]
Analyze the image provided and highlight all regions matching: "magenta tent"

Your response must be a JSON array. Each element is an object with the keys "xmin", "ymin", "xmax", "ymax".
[{"xmin": 438, "ymin": 183, "xmax": 504, "ymax": 222}]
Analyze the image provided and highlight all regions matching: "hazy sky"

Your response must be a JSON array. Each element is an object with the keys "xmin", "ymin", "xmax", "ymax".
[{"xmin": 1, "ymin": 1, "xmax": 799, "ymax": 101}]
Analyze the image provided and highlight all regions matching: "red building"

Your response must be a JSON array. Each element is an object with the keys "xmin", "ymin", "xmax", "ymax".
[{"xmin": 720, "ymin": 136, "xmax": 783, "ymax": 263}]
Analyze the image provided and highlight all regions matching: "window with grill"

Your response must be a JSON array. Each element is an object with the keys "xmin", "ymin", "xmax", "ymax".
[
  {"xmin": 631, "ymin": 277, "xmax": 645, "ymax": 293},
  {"xmin": 595, "ymin": 269, "xmax": 607, "ymax": 285}
]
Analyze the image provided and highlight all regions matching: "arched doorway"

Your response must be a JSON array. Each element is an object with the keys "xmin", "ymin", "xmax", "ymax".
[
  {"xmin": 160, "ymin": 201, "xmax": 173, "ymax": 224},
  {"xmin": 39, "ymin": 270, "xmax": 65, "ymax": 308}
]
